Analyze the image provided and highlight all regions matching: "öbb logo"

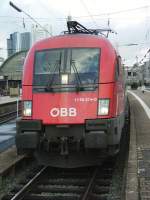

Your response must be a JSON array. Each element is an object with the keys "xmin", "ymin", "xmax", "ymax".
[{"xmin": 50, "ymin": 107, "xmax": 77, "ymax": 117}]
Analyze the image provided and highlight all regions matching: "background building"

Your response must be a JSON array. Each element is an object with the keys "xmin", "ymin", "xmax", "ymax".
[
  {"xmin": 7, "ymin": 38, "xmax": 13, "ymax": 57},
  {"xmin": 20, "ymin": 32, "xmax": 31, "ymax": 51},
  {"xmin": 7, "ymin": 26, "xmax": 51, "ymax": 58},
  {"xmin": 140, "ymin": 61, "xmax": 150, "ymax": 85},
  {"xmin": 0, "ymin": 50, "xmax": 27, "ymax": 95},
  {"xmin": 7, "ymin": 32, "xmax": 20, "ymax": 57}
]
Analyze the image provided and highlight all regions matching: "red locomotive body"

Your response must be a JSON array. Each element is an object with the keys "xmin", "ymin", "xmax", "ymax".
[{"xmin": 16, "ymin": 22, "xmax": 126, "ymax": 167}]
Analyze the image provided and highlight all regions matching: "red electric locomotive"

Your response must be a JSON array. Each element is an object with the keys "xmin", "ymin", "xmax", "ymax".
[{"xmin": 16, "ymin": 21, "xmax": 126, "ymax": 167}]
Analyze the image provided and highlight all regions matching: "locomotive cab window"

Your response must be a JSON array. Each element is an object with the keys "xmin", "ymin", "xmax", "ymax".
[
  {"xmin": 128, "ymin": 72, "xmax": 131, "ymax": 76},
  {"xmin": 115, "ymin": 57, "xmax": 120, "ymax": 80},
  {"xmin": 33, "ymin": 48, "xmax": 100, "ymax": 92},
  {"xmin": 133, "ymin": 72, "xmax": 137, "ymax": 76}
]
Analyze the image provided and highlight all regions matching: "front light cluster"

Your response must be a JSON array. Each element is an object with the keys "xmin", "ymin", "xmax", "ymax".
[
  {"xmin": 98, "ymin": 99, "xmax": 110, "ymax": 115},
  {"xmin": 23, "ymin": 101, "xmax": 32, "ymax": 116}
]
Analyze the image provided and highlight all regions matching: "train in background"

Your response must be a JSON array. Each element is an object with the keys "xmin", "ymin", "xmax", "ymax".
[
  {"xmin": 16, "ymin": 21, "xmax": 128, "ymax": 167},
  {"xmin": 125, "ymin": 61, "xmax": 150, "ymax": 89},
  {"xmin": 125, "ymin": 66, "xmax": 140, "ymax": 89}
]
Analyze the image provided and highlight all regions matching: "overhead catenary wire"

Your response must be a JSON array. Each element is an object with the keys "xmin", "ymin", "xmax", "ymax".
[
  {"xmin": 73, "ymin": 4, "xmax": 150, "ymax": 18},
  {"xmin": 0, "ymin": 4, "xmax": 150, "ymax": 22},
  {"xmin": 9, "ymin": 1, "xmax": 52, "ymax": 36},
  {"xmin": 138, "ymin": 49, "xmax": 150, "ymax": 64},
  {"xmin": 56, "ymin": 4, "xmax": 150, "ymax": 21},
  {"xmin": 79, "ymin": 0, "xmax": 97, "ymax": 26}
]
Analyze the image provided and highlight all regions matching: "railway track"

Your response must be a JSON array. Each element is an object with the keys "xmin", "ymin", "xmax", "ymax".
[
  {"xmin": 1, "ymin": 159, "xmax": 116, "ymax": 200},
  {"xmin": 0, "ymin": 101, "xmax": 21, "ymax": 124},
  {"xmin": 1, "ymin": 104, "xmax": 130, "ymax": 200},
  {"xmin": 0, "ymin": 110, "xmax": 21, "ymax": 124},
  {"xmin": 1, "ymin": 130, "xmax": 129, "ymax": 200}
]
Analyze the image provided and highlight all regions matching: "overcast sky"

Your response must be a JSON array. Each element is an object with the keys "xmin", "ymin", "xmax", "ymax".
[{"xmin": 1, "ymin": 0, "xmax": 150, "ymax": 66}]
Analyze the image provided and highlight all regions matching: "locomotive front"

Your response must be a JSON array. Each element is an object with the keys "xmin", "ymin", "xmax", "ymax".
[{"xmin": 16, "ymin": 31, "xmax": 125, "ymax": 167}]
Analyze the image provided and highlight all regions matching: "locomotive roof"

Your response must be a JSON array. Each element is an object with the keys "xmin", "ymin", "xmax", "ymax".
[
  {"xmin": 32, "ymin": 34, "xmax": 116, "ymax": 52},
  {"xmin": 37, "ymin": 33, "xmax": 109, "ymax": 42}
]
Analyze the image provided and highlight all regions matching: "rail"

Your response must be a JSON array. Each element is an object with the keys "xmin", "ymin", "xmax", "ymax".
[
  {"xmin": 2, "ymin": 163, "xmax": 115, "ymax": 200},
  {"xmin": 10, "ymin": 167, "xmax": 47, "ymax": 200},
  {"xmin": 81, "ymin": 168, "xmax": 98, "ymax": 200}
]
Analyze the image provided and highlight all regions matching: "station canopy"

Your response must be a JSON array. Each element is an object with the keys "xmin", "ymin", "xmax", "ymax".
[{"xmin": 0, "ymin": 51, "xmax": 27, "ymax": 80}]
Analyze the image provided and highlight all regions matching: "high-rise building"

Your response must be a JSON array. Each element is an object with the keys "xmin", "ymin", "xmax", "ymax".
[
  {"xmin": 12, "ymin": 32, "xmax": 20, "ymax": 53},
  {"xmin": 7, "ymin": 32, "xmax": 20, "ymax": 57},
  {"xmin": 20, "ymin": 32, "xmax": 31, "ymax": 51},
  {"xmin": 7, "ymin": 38, "xmax": 13, "ymax": 57},
  {"xmin": 7, "ymin": 25, "xmax": 51, "ymax": 58}
]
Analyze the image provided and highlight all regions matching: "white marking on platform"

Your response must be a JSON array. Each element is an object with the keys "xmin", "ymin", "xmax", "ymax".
[
  {"xmin": 145, "ymin": 90, "xmax": 150, "ymax": 93},
  {"xmin": 128, "ymin": 90, "xmax": 150, "ymax": 119}
]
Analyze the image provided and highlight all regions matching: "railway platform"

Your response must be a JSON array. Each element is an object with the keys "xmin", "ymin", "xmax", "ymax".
[
  {"xmin": 126, "ymin": 89, "xmax": 150, "ymax": 200},
  {"xmin": 0, "ymin": 96, "xmax": 19, "ymax": 105},
  {"xmin": 0, "ymin": 120, "xmax": 16, "ymax": 152},
  {"xmin": 0, "ymin": 96, "xmax": 20, "ymax": 152}
]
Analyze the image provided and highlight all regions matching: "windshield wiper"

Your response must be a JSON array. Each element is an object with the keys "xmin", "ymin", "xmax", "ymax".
[
  {"xmin": 70, "ymin": 60, "xmax": 84, "ymax": 91},
  {"xmin": 46, "ymin": 51, "xmax": 63, "ymax": 91},
  {"xmin": 46, "ymin": 60, "xmax": 61, "ymax": 91}
]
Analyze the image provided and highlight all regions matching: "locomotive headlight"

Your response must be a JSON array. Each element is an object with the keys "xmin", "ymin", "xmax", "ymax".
[
  {"xmin": 98, "ymin": 99, "xmax": 110, "ymax": 115},
  {"xmin": 23, "ymin": 101, "xmax": 32, "ymax": 116}
]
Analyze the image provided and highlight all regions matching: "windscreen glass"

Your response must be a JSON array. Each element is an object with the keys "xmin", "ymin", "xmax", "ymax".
[{"xmin": 33, "ymin": 48, "xmax": 100, "ymax": 91}]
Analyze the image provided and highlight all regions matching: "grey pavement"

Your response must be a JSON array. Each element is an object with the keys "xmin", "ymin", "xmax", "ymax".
[
  {"xmin": 126, "ymin": 90, "xmax": 150, "ymax": 200},
  {"xmin": 0, "ymin": 120, "xmax": 16, "ymax": 152}
]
